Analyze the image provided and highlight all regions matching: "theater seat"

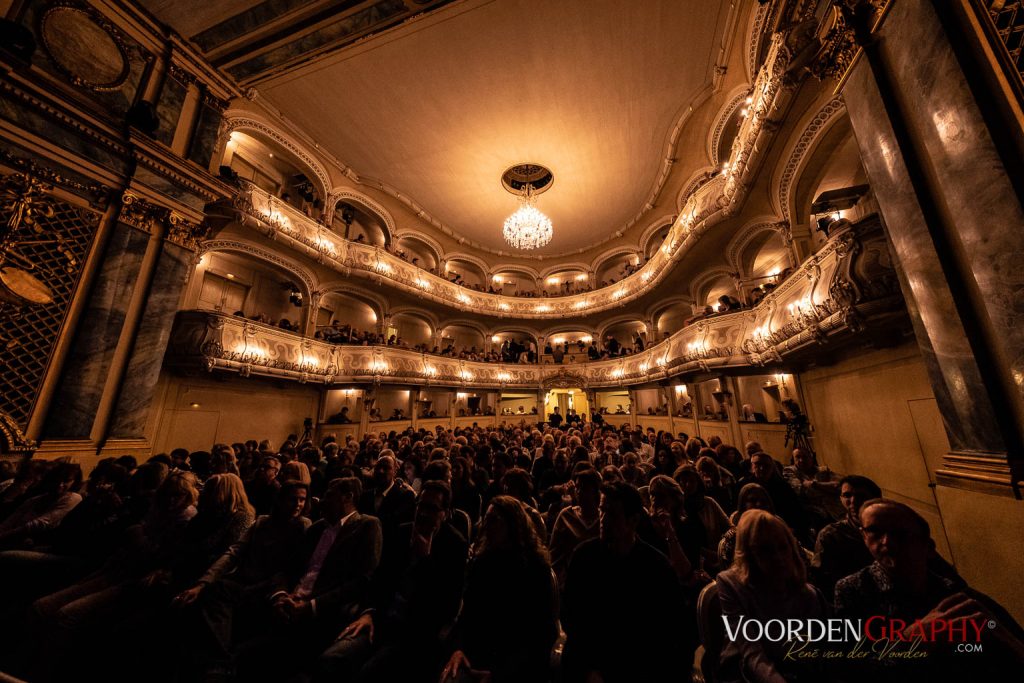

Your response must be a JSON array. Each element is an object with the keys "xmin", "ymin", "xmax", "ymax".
[{"xmin": 692, "ymin": 580, "xmax": 723, "ymax": 683}]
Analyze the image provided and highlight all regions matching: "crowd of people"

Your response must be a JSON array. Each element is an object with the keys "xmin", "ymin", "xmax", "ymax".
[
  {"xmin": 312, "ymin": 322, "xmax": 651, "ymax": 365},
  {"xmin": 2, "ymin": 419, "xmax": 1021, "ymax": 683}
]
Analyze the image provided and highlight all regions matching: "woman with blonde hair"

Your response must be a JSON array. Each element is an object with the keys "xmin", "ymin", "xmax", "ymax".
[
  {"xmin": 441, "ymin": 496, "xmax": 557, "ymax": 682},
  {"xmin": 716, "ymin": 510, "xmax": 829, "ymax": 683}
]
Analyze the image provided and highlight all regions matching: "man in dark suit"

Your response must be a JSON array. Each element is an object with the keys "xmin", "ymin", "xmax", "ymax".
[
  {"xmin": 358, "ymin": 453, "xmax": 415, "ymax": 543},
  {"xmin": 236, "ymin": 477, "xmax": 383, "ymax": 681},
  {"xmin": 319, "ymin": 481, "xmax": 469, "ymax": 681}
]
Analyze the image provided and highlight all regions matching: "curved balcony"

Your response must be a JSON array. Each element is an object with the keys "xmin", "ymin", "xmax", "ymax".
[
  {"xmin": 204, "ymin": 35, "xmax": 799, "ymax": 320},
  {"xmin": 167, "ymin": 215, "xmax": 905, "ymax": 388}
]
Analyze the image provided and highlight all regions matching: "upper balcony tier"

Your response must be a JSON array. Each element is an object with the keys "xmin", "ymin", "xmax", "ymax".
[
  {"xmin": 168, "ymin": 215, "xmax": 907, "ymax": 389},
  {"xmin": 203, "ymin": 33, "xmax": 808, "ymax": 320}
]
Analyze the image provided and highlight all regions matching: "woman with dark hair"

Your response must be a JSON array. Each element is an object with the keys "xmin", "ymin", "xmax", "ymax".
[
  {"xmin": 696, "ymin": 454, "xmax": 735, "ymax": 513},
  {"xmin": 441, "ymin": 496, "xmax": 557, "ymax": 682},
  {"xmin": 674, "ymin": 465, "xmax": 731, "ymax": 574},
  {"xmin": 647, "ymin": 475, "xmax": 708, "ymax": 586},
  {"xmin": 716, "ymin": 510, "xmax": 829, "ymax": 683},
  {"xmin": 451, "ymin": 456, "xmax": 482, "ymax": 524}
]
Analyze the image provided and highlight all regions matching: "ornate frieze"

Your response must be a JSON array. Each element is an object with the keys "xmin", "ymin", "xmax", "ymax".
[{"xmin": 167, "ymin": 215, "xmax": 904, "ymax": 391}]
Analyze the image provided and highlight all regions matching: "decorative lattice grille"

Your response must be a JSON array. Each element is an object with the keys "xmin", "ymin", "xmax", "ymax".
[
  {"xmin": 987, "ymin": 0, "xmax": 1024, "ymax": 82},
  {"xmin": 1, "ymin": 193, "xmax": 99, "ymax": 429}
]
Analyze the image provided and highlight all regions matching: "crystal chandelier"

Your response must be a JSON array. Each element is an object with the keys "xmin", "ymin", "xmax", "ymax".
[{"xmin": 502, "ymin": 183, "xmax": 552, "ymax": 250}]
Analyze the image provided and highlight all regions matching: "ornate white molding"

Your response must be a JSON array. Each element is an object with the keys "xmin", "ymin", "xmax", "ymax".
[
  {"xmin": 774, "ymin": 97, "xmax": 847, "ymax": 222},
  {"xmin": 707, "ymin": 85, "xmax": 753, "ymax": 165},
  {"xmin": 327, "ymin": 188, "xmax": 398, "ymax": 242},
  {"xmin": 726, "ymin": 216, "xmax": 788, "ymax": 275},
  {"xmin": 689, "ymin": 267, "xmax": 737, "ymax": 304},
  {"xmin": 393, "ymin": 230, "xmax": 444, "ymax": 264},
  {"xmin": 224, "ymin": 111, "xmax": 333, "ymax": 197},
  {"xmin": 201, "ymin": 239, "xmax": 318, "ymax": 296}
]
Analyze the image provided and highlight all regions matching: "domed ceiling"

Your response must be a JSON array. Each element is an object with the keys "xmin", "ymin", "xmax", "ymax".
[{"xmin": 142, "ymin": 0, "xmax": 734, "ymax": 256}]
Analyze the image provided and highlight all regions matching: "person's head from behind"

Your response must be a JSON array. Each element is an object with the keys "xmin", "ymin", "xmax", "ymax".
[
  {"xmin": 750, "ymin": 452, "xmax": 775, "ymax": 482},
  {"xmin": 281, "ymin": 460, "xmax": 311, "ymax": 485},
  {"xmin": 600, "ymin": 464, "xmax": 624, "ymax": 484},
  {"xmin": 859, "ymin": 499, "xmax": 933, "ymax": 582},
  {"xmin": 734, "ymin": 509, "xmax": 806, "ymax": 590},
  {"xmin": 599, "ymin": 481, "xmax": 644, "ymax": 548},
  {"xmin": 744, "ymin": 441, "xmax": 763, "ymax": 458},
  {"xmin": 648, "ymin": 474, "xmax": 684, "ymax": 516},
  {"xmin": 478, "ymin": 495, "xmax": 546, "ymax": 561},
  {"xmin": 573, "ymin": 468, "xmax": 602, "ymax": 510},
  {"xmin": 423, "ymin": 459, "xmax": 452, "ymax": 485},
  {"xmin": 200, "ymin": 473, "xmax": 253, "ymax": 517},
  {"xmin": 839, "ymin": 475, "xmax": 882, "ymax": 524},
  {"xmin": 695, "ymin": 456, "xmax": 721, "ymax": 487},
  {"xmin": 673, "ymin": 464, "xmax": 704, "ymax": 499},
  {"xmin": 501, "ymin": 467, "xmax": 533, "ymax": 502},
  {"xmin": 736, "ymin": 483, "xmax": 775, "ymax": 517},
  {"xmin": 157, "ymin": 471, "xmax": 199, "ymax": 514},
  {"xmin": 274, "ymin": 481, "xmax": 308, "ymax": 519},
  {"xmin": 322, "ymin": 477, "xmax": 362, "ymax": 523}
]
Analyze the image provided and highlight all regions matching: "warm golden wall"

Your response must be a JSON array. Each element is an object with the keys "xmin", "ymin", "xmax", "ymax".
[
  {"xmin": 800, "ymin": 343, "xmax": 1024, "ymax": 621},
  {"xmin": 800, "ymin": 344, "xmax": 951, "ymax": 557},
  {"xmin": 150, "ymin": 374, "xmax": 321, "ymax": 453}
]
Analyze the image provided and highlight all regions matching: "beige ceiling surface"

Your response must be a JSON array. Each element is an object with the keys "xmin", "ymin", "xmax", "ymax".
[{"xmin": 258, "ymin": 0, "xmax": 732, "ymax": 255}]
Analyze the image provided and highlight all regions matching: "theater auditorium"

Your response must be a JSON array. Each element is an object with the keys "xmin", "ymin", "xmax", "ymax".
[{"xmin": 1, "ymin": 0, "xmax": 1023, "ymax": 681}]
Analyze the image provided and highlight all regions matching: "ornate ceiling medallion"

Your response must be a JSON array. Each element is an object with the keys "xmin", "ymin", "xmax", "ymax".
[{"xmin": 501, "ymin": 163, "xmax": 553, "ymax": 250}]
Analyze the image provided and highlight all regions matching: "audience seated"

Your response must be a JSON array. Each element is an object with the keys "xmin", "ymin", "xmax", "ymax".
[
  {"xmin": 716, "ymin": 510, "xmax": 831, "ymax": 683},
  {"xmin": 835, "ymin": 499, "xmax": 1024, "ymax": 681},
  {"xmin": 2, "ymin": 421, "xmax": 1020, "ymax": 682},
  {"xmin": 440, "ymin": 495, "xmax": 557, "ymax": 682},
  {"xmin": 562, "ymin": 481, "xmax": 693, "ymax": 681}
]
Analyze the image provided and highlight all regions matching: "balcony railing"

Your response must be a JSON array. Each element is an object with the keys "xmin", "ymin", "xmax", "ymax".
[{"xmin": 168, "ymin": 214, "xmax": 904, "ymax": 388}]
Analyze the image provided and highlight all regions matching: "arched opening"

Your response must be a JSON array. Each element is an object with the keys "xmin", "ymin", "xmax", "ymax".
[
  {"xmin": 221, "ymin": 131, "xmax": 324, "ymax": 218},
  {"xmin": 741, "ymin": 231, "xmax": 790, "ymax": 281},
  {"xmin": 444, "ymin": 257, "xmax": 487, "ymax": 290},
  {"xmin": 334, "ymin": 202, "xmax": 390, "ymax": 247},
  {"xmin": 541, "ymin": 269, "xmax": 591, "ymax": 295},
  {"xmin": 190, "ymin": 251, "xmax": 308, "ymax": 333},
  {"xmin": 594, "ymin": 251, "xmax": 642, "ymax": 286},
  {"xmin": 389, "ymin": 311, "xmax": 433, "ymax": 347},
  {"xmin": 439, "ymin": 323, "xmax": 486, "ymax": 354},
  {"xmin": 394, "ymin": 235, "xmax": 439, "ymax": 272},
  {"xmin": 645, "ymin": 226, "xmax": 672, "ymax": 259},
  {"xmin": 316, "ymin": 291, "xmax": 379, "ymax": 339},
  {"xmin": 697, "ymin": 273, "xmax": 738, "ymax": 311},
  {"xmin": 491, "ymin": 269, "xmax": 539, "ymax": 296},
  {"xmin": 490, "ymin": 329, "xmax": 539, "ymax": 362},
  {"xmin": 601, "ymin": 319, "xmax": 647, "ymax": 354},
  {"xmin": 541, "ymin": 328, "xmax": 594, "ymax": 364},
  {"xmin": 792, "ymin": 115, "xmax": 867, "ymax": 251},
  {"xmin": 653, "ymin": 301, "xmax": 691, "ymax": 340}
]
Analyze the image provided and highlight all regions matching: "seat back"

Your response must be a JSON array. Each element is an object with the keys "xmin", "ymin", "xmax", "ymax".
[{"xmin": 693, "ymin": 580, "xmax": 723, "ymax": 683}]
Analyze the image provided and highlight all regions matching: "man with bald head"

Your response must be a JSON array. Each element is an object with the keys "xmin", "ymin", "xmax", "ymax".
[
  {"xmin": 836, "ymin": 499, "xmax": 1024, "ymax": 680},
  {"xmin": 358, "ymin": 452, "xmax": 415, "ymax": 544}
]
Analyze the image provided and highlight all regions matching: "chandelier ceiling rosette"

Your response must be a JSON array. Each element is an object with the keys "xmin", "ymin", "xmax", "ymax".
[{"xmin": 501, "ymin": 163, "xmax": 554, "ymax": 250}]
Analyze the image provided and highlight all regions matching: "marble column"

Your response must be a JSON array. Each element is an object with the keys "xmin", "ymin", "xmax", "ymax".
[
  {"xmin": 108, "ymin": 240, "xmax": 193, "ymax": 438},
  {"xmin": 43, "ymin": 223, "xmax": 150, "ymax": 438},
  {"xmin": 841, "ymin": 0, "xmax": 1024, "ymax": 494}
]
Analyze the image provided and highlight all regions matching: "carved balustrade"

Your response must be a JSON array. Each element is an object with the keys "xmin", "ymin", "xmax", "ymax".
[{"xmin": 168, "ymin": 215, "xmax": 903, "ymax": 389}]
